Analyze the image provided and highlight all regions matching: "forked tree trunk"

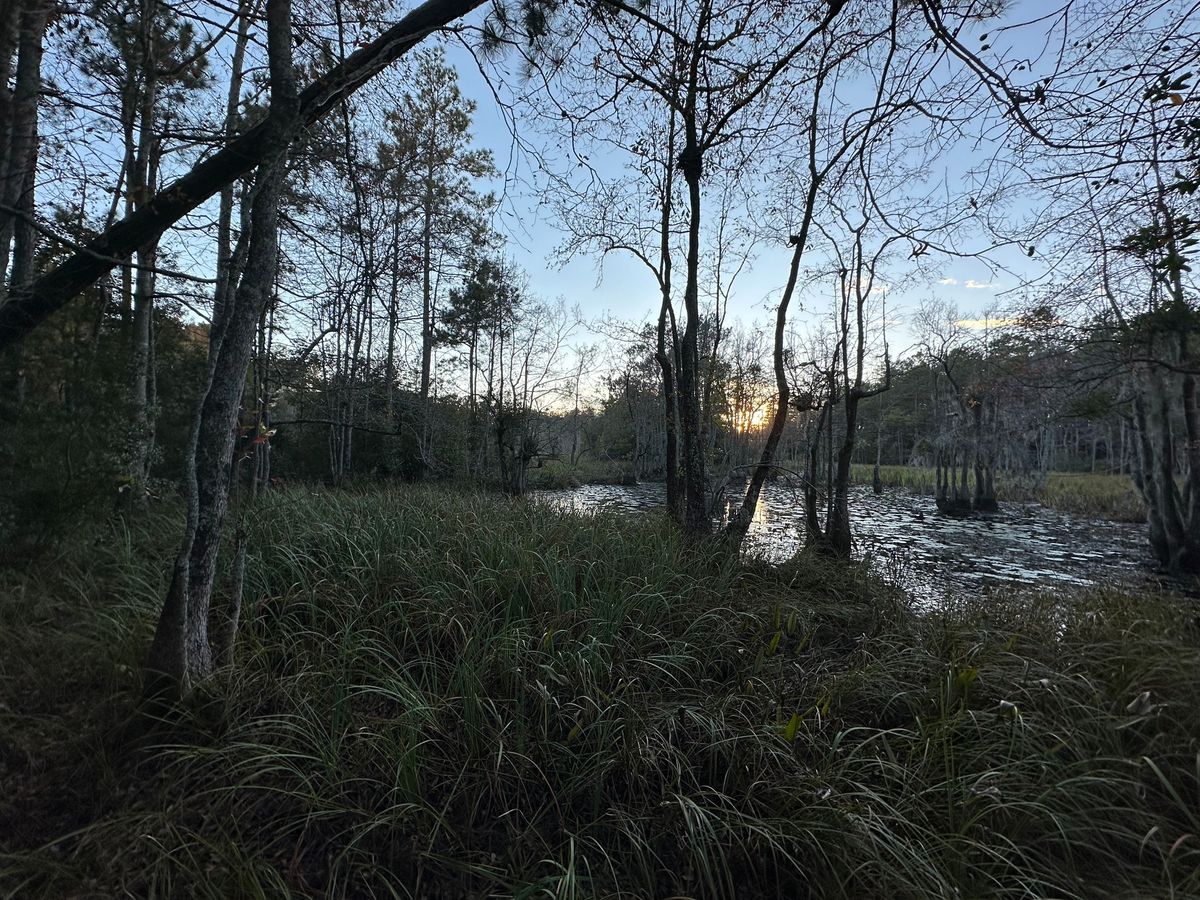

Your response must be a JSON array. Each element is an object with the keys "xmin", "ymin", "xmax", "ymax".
[
  {"xmin": 146, "ymin": 0, "xmax": 299, "ymax": 693},
  {"xmin": 655, "ymin": 114, "xmax": 683, "ymax": 523},
  {"xmin": 825, "ymin": 393, "xmax": 861, "ymax": 556}
]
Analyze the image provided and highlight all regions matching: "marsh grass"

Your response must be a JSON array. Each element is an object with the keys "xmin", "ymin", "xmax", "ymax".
[
  {"xmin": 526, "ymin": 458, "xmax": 633, "ymax": 489},
  {"xmin": 852, "ymin": 464, "xmax": 1147, "ymax": 522},
  {"xmin": 1, "ymin": 485, "xmax": 1197, "ymax": 898}
]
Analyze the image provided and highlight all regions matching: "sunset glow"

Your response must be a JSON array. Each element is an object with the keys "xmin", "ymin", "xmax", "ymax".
[{"xmin": 730, "ymin": 401, "xmax": 772, "ymax": 432}]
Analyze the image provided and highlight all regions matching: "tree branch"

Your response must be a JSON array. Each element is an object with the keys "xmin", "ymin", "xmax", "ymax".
[{"xmin": 0, "ymin": 0, "xmax": 487, "ymax": 349}]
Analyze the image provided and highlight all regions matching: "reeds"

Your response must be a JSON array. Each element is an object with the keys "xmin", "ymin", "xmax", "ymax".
[{"xmin": 1, "ymin": 486, "xmax": 1195, "ymax": 898}]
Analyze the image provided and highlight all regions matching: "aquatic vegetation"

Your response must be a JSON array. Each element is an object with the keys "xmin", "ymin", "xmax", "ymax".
[
  {"xmin": 2, "ymin": 486, "xmax": 1196, "ymax": 898},
  {"xmin": 852, "ymin": 465, "xmax": 1147, "ymax": 522}
]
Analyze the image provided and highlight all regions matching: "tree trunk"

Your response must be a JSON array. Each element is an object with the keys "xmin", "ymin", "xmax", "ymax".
[
  {"xmin": 0, "ymin": 3, "xmax": 20, "ymax": 217},
  {"xmin": 0, "ymin": 0, "xmax": 46, "ymax": 409},
  {"xmin": 212, "ymin": 0, "xmax": 254, "ymax": 331},
  {"xmin": 677, "ymin": 124, "xmax": 708, "ymax": 535},
  {"xmin": 1131, "ymin": 358, "xmax": 1200, "ymax": 574},
  {"xmin": 129, "ymin": 43, "xmax": 162, "ymax": 502},
  {"xmin": 0, "ymin": 0, "xmax": 487, "ymax": 350},
  {"xmin": 654, "ymin": 112, "xmax": 682, "ymax": 523},
  {"xmin": 146, "ymin": 0, "xmax": 299, "ymax": 694},
  {"xmin": 726, "ymin": 217, "xmax": 812, "ymax": 547},
  {"xmin": 824, "ymin": 390, "xmax": 863, "ymax": 557},
  {"xmin": 0, "ymin": 0, "xmax": 47, "ymax": 289},
  {"xmin": 803, "ymin": 403, "xmax": 829, "ymax": 543}
]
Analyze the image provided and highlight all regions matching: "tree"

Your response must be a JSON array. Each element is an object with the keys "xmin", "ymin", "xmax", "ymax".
[
  {"xmin": 78, "ymin": 0, "xmax": 210, "ymax": 501},
  {"xmin": 0, "ymin": 0, "xmax": 492, "ymax": 350},
  {"xmin": 520, "ymin": 0, "xmax": 855, "ymax": 535},
  {"xmin": 440, "ymin": 255, "xmax": 513, "ymax": 475},
  {"xmin": 726, "ymin": 0, "xmax": 945, "ymax": 550},
  {"xmin": 923, "ymin": 0, "xmax": 1200, "ymax": 572},
  {"xmin": 0, "ymin": 0, "xmax": 52, "ymax": 405},
  {"xmin": 146, "ymin": 0, "xmax": 299, "ymax": 692},
  {"xmin": 546, "ymin": 106, "xmax": 688, "ymax": 520},
  {"xmin": 485, "ymin": 287, "xmax": 574, "ymax": 495},
  {"xmin": 379, "ymin": 47, "xmax": 496, "ymax": 472}
]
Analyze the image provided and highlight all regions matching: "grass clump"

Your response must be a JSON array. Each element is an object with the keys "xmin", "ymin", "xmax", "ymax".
[
  {"xmin": 525, "ymin": 457, "xmax": 634, "ymax": 489},
  {"xmin": 1, "ymin": 485, "xmax": 1197, "ymax": 898}
]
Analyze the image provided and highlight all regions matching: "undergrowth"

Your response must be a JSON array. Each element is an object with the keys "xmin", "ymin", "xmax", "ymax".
[{"xmin": 1, "ymin": 485, "xmax": 1197, "ymax": 898}]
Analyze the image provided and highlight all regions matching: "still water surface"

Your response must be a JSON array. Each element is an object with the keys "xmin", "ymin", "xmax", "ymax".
[{"xmin": 533, "ymin": 481, "xmax": 1157, "ymax": 603}]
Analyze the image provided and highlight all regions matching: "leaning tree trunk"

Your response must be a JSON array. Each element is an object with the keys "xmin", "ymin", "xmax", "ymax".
[
  {"xmin": 726, "ymin": 208, "xmax": 814, "ymax": 547},
  {"xmin": 146, "ymin": 0, "xmax": 299, "ymax": 693},
  {"xmin": 0, "ymin": 0, "xmax": 488, "ymax": 351}
]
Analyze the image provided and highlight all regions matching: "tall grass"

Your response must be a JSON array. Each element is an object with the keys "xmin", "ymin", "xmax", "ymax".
[
  {"xmin": 852, "ymin": 464, "xmax": 1147, "ymax": 522},
  {"xmin": 1, "ymin": 485, "xmax": 1197, "ymax": 898}
]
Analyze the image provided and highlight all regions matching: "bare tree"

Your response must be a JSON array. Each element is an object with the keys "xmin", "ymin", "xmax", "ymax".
[
  {"xmin": 726, "ymin": 0, "xmax": 924, "ymax": 549},
  {"xmin": 921, "ymin": 0, "xmax": 1200, "ymax": 571}
]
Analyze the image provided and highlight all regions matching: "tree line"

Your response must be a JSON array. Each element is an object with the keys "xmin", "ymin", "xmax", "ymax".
[{"xmin": 1, "ymin": 0, "xmax": 1197, "ymax": 696}]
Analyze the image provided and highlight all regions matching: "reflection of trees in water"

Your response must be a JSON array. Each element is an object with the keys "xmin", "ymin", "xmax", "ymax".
[{"xmin": 538, "ymin": 483, "xmax": 1154, "ymax": 602}]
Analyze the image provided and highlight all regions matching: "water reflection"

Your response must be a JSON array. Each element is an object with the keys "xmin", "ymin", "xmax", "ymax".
[{"xmin": 532, "ymin": 481, "xmax": 1158, "ymax": 603}]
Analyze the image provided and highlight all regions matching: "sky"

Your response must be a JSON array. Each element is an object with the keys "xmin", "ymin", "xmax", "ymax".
[
  {"xmin": 36, "ymin": 0, "xmax": 1071, "ymax": 370},
  {"xmin": 429, "ymin": 3, "xmax": 1047, "ymax": 361}
]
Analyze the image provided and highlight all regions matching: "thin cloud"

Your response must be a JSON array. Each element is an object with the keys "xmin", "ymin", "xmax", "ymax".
[
  {"xmin": 956, "ymin": 317, "xmax": 1017, "ymax": 330},
  {"xmin": 937, "ymin": 277, "xmax": 958, "ymax": 286},
  {"xmin": 964, "ymin": 279, "xmax": 995, "ymax": 290}
]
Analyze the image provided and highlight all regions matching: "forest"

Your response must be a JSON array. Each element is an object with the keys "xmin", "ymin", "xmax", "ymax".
[{"xmin": 1, "ymin": 0, "xmax": 1199, "ymax": 897}]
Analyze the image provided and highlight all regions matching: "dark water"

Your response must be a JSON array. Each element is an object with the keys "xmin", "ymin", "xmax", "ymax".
[{"xmin": 533, "ymin": 481, "xmax": 1161, "ymax": 603}]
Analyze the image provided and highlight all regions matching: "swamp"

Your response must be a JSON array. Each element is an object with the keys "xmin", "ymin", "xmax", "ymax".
[{"xmin": 2, "ymin": 0, "xmax": 1199, "ymax": 897}]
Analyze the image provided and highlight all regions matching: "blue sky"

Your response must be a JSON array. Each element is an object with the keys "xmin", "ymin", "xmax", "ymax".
[
  {"xmin": 432, "ymin": 4, "xmax": 1046, "ymax": 360},
  {"xmin": 38, "ymin": 0, "xmax": 1058, "ymax": 363}
]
